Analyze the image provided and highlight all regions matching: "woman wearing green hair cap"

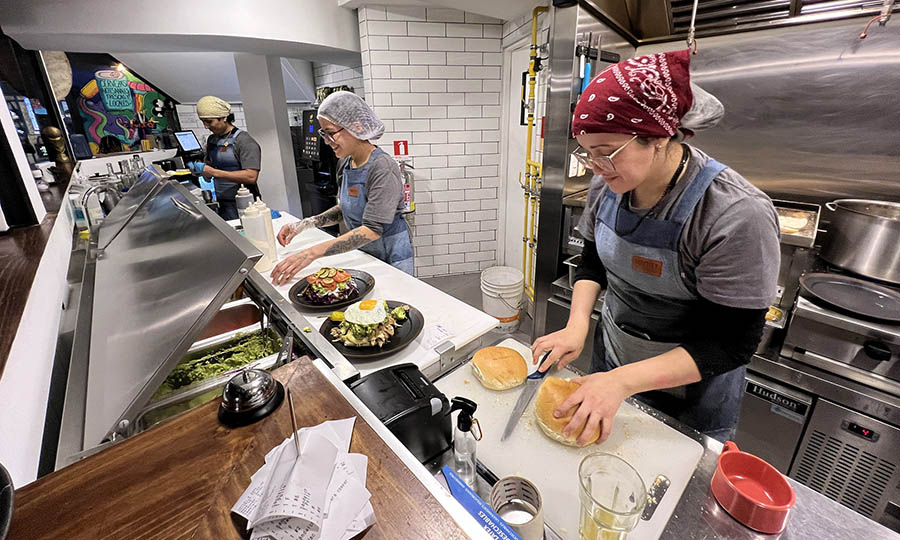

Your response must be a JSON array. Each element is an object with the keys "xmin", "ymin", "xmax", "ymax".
[
  {"xmin": 271, "ymin": 91, "xmax": 413, "ymax": 284},
  {"xmin": 189, "ymin": 95, "xmax": 263, "ymax": 220}
]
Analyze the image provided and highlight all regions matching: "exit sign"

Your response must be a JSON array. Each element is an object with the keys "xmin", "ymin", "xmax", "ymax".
[{"xmin": 393, "ymin": 140, "xmax": 409, "ymax": 155}]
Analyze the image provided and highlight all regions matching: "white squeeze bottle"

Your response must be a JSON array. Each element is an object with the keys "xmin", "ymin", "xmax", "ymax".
[
  {"xmin": 240, "ymin": 204, "xmax": 276, "ymax": 272},
  {"xmin": 254, "ymin": 199, "xmax": 277, "ymax": 261},
  {"xmin": 235, "ymin": 186, "xmax": 254, "ymax": 217}
]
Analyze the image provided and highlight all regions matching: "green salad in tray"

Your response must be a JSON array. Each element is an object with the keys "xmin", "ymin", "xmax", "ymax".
[{"xmin": 153, "ymin": 332, "xmax": 281, "ymax": 399}]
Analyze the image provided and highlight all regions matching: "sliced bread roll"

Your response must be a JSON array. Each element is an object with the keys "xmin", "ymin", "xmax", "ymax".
[
  {"xmin": 535, "ymin": 378, "xmax": 599, "ymax": 446},
  {"xmin": 471, "ymin": 346, "xmax": 527, "ymax": 390}
]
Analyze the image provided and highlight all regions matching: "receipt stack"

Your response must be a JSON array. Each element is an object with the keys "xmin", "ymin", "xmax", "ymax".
[{"xmin": 232, "ymin": 417, "xmax": 376, "ymax": 540}]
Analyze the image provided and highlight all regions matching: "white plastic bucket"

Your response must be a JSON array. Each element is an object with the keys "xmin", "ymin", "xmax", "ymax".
[{"xmin": 480, "ymin": 266, "xmax": 525, "ymax": 333}]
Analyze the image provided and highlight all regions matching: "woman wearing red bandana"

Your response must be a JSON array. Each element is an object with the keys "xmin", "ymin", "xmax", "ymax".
[{"xmin": 531, "ymin": 50, "xmax": 780, "ymax": 445}]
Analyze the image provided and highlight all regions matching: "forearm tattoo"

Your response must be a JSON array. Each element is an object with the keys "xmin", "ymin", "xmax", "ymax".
[
  {"xmin": 323, "ymin": 230, "xmax": 371, "ymax": 256},
  {"xmin": 313, "ymin": 205, "xmax": 343, "ymax": 227}
]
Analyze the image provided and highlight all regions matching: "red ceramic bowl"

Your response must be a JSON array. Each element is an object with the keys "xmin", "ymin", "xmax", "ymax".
[{"xmin": 710, "ymin": 441, "xmax": 796, "ymax": 534}]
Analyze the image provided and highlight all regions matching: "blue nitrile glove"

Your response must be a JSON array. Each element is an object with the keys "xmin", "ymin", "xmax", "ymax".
[{"xmin": 188, "ymin": 161, "xmax": 206, "ymax": 175}]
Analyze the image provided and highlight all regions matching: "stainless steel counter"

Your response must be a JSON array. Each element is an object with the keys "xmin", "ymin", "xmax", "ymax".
[
  {"xmin": 660, "ymin": 419, "xmax": 900, "ymax": 539},
  {"xmin": 428, "ymin": 370, "xmax": 900, "ymax": 539}
]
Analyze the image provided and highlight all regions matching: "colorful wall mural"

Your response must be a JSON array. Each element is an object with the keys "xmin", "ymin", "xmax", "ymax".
[{"xmin": 68, "ymin": 54, "xmax": 173, "ymax": 154}]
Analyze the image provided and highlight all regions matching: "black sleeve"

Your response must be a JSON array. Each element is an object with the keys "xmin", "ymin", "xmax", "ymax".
[
  {"xmin": 681, "ymin": 298, "xmax": 766, "ymax": 379},
  {"xmin": 573, "ymin": 239, "xmax": 608, "ymax": 288},
  {"xmin": 203, "ymin": 137, "xmax": 214, "ymax": 165}
]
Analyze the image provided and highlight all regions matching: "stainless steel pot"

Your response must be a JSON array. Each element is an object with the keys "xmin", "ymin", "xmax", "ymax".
[{"xmin": 820, "ymin": 199, "xmax": 900, "ymax": 285}]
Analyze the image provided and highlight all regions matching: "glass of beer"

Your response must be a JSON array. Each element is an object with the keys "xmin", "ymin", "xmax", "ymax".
[{"xmin": 578, "ymin": 453, "xmax": 647, "ymax": 540}]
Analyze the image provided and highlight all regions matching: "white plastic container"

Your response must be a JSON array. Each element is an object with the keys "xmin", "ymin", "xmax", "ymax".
[
  {"xmin": 240, "ymin": 202, "xmax": 277, "ymax": 272},
  {"xmin": 480, "ymin": 266, "xmax": 525, "ymax": 332},
  {"xmin": 67, "ymin": 182, "xmax": 89, "ymax": 230}
]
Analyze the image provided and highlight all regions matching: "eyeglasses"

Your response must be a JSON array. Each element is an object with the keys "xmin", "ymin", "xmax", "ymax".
[
  {"xmin": 571, "ymin": 135, "xmax": 638, "ymax": 172},
  {"xmin": 317, "ymin": 127, "xmax": 344, "ymax": 143}
]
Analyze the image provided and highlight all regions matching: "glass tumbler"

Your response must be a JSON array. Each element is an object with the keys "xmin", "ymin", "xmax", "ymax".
[{"xmin": 578, "ymin": 453, "xmax": 647, "ymax": 540}]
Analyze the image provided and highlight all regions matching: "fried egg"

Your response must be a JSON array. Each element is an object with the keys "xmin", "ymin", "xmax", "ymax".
[{"xmin": 343, "ymin": 299, "xmax": 388, "ymax": 326}]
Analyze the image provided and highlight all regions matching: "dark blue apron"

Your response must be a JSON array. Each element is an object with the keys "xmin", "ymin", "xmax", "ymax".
[
  {"xmin": 591, "ymin": 158, "xmax": 745, "ymax": 441},
  {"xmin": 209, "ymin": 128, "xmax": 247, "ymax": 220},
  {"xmin": 339, "ymin": 148, "xmax": 414, "ymax": 275}
]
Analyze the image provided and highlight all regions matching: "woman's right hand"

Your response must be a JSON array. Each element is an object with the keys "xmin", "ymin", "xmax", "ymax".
[
  {"xmin": 531, "ymin": 323, "xmax": 589, "ymax": 373},
  {"xmin": 277, "ymin": 219, "xmax": 312, "ymax": 247}
]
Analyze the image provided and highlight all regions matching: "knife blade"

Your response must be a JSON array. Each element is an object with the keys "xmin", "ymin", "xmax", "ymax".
[{"xmin": 500, "ymin": 351, "xmax": 551, "ymax": 441}]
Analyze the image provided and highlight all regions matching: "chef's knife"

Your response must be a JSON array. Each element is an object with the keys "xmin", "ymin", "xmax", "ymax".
[{"xmin": 500, "ymin": 351, "xmax": 551, "ymax": 441}]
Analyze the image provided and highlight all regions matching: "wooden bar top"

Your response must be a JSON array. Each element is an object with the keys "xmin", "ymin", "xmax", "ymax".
[
  {"xmin": 0, "ymin": 182, "xmax": 67, "ymax": 377},
  {"xmin": 9, "ymin": 357, "xmax": 470, "ymax": 540}
]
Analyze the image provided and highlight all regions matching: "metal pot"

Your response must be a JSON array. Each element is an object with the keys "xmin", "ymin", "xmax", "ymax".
[{"xmin": 820, "ymin": 199, "xmax": 900, "ymax": 285}]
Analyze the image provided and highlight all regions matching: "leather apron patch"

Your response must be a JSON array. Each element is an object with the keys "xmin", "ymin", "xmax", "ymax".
[
  {"xmin": 632, "ymin": 255, "xmax": 663, "ymax": 277},
  {"xmin": 348, "ymin": 186, "xmax": 360, "ymax": 197}
]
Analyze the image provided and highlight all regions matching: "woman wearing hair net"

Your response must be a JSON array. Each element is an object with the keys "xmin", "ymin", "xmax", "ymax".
[
  {"xmin": 271, "ymin": 91, "xmax": 414, "ymax": 283},
  {"xmin": 531, "ymin": 50, "xmax": 779, "ymax": 445}
]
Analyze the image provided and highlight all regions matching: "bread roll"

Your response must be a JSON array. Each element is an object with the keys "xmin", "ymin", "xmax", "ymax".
[
  {"xmin": 471, "ymin": 347, "xmax": 527, "ymax": 390},
  {"xmin": 535, "ymin": 378, "xmax": 599, "ymax": 446}
]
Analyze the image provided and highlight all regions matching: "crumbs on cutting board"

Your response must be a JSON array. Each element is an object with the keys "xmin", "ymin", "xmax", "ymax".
[{"xmin": 464, "ymin": 379, "xmax": 470, "ymax": 384}]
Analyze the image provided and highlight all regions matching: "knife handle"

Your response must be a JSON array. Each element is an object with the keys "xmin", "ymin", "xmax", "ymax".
[{"xmin": 529, "ymin": 351, "xmax": 552, "ymax": 380}]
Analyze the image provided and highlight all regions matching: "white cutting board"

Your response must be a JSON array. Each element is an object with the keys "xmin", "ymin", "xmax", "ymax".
[{"xmin": 434, "ymin": 338, "xmax": 703, "ymax": 540}]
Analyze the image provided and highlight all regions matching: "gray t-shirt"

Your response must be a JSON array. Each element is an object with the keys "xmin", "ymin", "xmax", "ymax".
[
  {"xmin": 205, "ymin": 129, "xmax": 262, "ymax": 170},
  {"xmin": 577, "ymin": 145, "xmax": 780, "ymax": 309},
  {"xmin": 339, "ymin": 149, "xmax": 405, "ymax": 234}
]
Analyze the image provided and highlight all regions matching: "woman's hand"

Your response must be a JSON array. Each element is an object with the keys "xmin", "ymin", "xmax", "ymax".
[
  {"xmin": 277, "ymin": 219, "xmax": 313, "ymax": 247},
  {"xmin": 531, "ymin": 323, "xmax": 589, "ymax": 372},
  {"xmin": 270, "ymin": 245, "xmax": 321, "ymax": 285},
  {"xmin": 557, "ymin": 371, "xmax": 630, "ymax": 446},
  {"xmin": 187, "ymin": 161, "xmax": 207, "ymax": 176}
]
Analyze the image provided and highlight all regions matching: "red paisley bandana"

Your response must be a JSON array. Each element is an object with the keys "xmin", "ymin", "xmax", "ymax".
[{"xmin": 572, "ymin": 49, "xmax": 694, "ymax": 138}]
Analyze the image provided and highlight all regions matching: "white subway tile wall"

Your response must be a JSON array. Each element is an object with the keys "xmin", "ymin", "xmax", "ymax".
[
  {"xmin": 360, "ymin": 5, "xmax": 504, "ymax": 277},
  {"xmin": 312, "ymin": 61, "xmax": 366, "ymax": 97}
]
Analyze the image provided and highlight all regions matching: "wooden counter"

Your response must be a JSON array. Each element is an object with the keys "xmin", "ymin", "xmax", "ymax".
[
  {"xmin": 9, "ymin": 357, "xmax": 469, "ymax": 539},
  {"xmin": 0, "ymin": 182, "xmax": 67, "ymax": 377}
]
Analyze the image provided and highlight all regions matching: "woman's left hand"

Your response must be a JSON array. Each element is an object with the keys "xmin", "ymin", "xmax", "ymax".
[
  {"xmin": 557, "ymin": 371, "xmax": 631, "ymax": 446},
  {"xmin": 270, "ymin": 246, "xmax": 321, "ymax": 285}
]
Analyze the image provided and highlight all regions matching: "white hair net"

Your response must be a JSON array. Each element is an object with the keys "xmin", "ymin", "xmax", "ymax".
[
  {"xmin": 317, "ymin": 91, "xmax": 385, "ymax": 141},
  {"xmin": 681, "ymin": 83, "xmax": 725, "ymax": 135}
]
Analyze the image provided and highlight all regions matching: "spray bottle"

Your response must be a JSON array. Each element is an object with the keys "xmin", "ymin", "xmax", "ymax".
[{"xmin": 450, "ymin": 397, "xmax": 481, "ymax": 488}]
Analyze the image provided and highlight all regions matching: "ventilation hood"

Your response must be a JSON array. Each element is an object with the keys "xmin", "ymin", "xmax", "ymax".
[{"xmin": 579, "ymin": 0, "xmax": 897, "ymax": 43}]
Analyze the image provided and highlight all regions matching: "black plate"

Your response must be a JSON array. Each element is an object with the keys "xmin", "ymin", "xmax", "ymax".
[
  {"xmin": 800, "ymin": 273, "xmax": 900, "ymax": 323},
  {"xmin": 288, "ymin": 269, "xmax": 375, "ymax": 311},
  {"xmin": 320, "ymin": 301, "xmax": 424, "ymax": 361}
]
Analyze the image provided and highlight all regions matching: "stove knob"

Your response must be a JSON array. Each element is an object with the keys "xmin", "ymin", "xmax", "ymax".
[{"xmin": 863, "ymin": 340, "xmax": 892, "ymax": 362}]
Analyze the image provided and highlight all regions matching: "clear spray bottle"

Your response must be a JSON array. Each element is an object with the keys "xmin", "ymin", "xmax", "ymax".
[{"xmin": 450, "ymin": 397, "xmax": 481, "ymax": 488}]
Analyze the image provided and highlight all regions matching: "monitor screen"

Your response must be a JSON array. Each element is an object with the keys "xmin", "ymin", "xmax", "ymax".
[{"xmin": 174, "ymin": 131, "xmax": 202, "ymax": 153}]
